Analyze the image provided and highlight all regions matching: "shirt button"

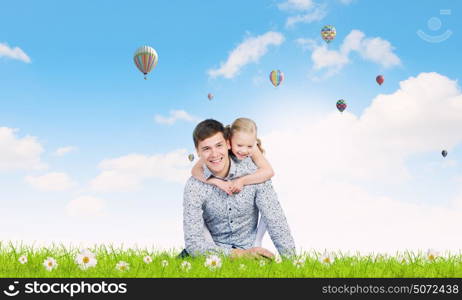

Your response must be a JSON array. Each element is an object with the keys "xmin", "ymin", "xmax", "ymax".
[
  {"xmin": 229, "ymin": 208, "xmax": 232, "ymax": 211},
  {"xmin": 230, "ymin": 220, "xmax": 233, "ymax": 223}
]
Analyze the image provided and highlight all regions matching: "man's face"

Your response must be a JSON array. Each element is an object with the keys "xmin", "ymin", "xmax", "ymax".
[{"xmin": 196, "ymin": 132, "xmax": 230, "ymax": 176}]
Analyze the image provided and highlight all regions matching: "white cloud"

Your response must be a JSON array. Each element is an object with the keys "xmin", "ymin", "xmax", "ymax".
[
  {"xmin": 285, "ymin": 4, "xmax": 327, "ymax": 28},
  {"xmin": 54, "ymin": 146, "xmax": 77, "ymax": 156},
  {"xmin": 300, "ymin": 29, "xmax": 401, "ymax": 78},
  {"xmin": 0, "ymin": 43, "xmax": 31, "ymax": 63},
  {"xmin": 259, "ymin": 72, "xmax": 462, "ymax": 253},
  {"xmin": 154, "ymin": 110, "xmax": 200, "ymax": 125},
  {"xmin": 278, "ymin": 0, "xmax": 314, "ymax": 11},
  {"xmin": 66, "ymin": 196, "xmax": 106, "ymax": 218},
  {"xmin": 0, "ymin": 127, "xmax": 46, "ymax": 171},
  {"xmin": 208, "ymin": 31, "xmax": 284, "ymax": 79},
  {"xmin": 25, "ymin": 172, "xmax": 75, "ymax": 191},
  {"xmin": 90, "ymin": 149, "xmax": 191, "ymax": 192}
]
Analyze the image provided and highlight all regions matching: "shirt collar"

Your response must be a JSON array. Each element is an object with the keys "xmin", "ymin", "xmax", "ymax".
[{"xmin": 203, "ymin": 155, "xmax": 238, "ymax": 180}]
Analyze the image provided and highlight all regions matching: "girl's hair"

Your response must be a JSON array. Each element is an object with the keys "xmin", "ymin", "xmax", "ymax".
[{"xmin": 224, "ymin": 117, "xmax": 265, "ymax": 154}]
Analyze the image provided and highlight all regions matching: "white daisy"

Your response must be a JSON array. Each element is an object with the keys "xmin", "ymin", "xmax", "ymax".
[
  {"xmin": 43, "ymin": 257, "xmax": 58, "ymax": 271},
  {"xmin": 18, "ymin": 255, "xmax": 28, "ymax": 264},
  {"xmin": 116, "ymin": 261, "xmax": 130, "ymax": 271},
  {"xmin": 259, "ymin": 260, "xmax": 266, "ymax": 267},
  {"xmin": 143, "ymin": 255, "xmax": 152, "ymax": 264},
  {"xmin": 319, "ymin": 252, "xmax": 335, "ymax": 265},
  {"xmin": 427, "ymin": 249, "xmax": 439, "ymax": 261},
  {"xmin": 161, "ymin": 260, "xmax": 169, "ymax": 267},
  {"xmin": 180, "ymin": 261, "xmax": 191, "ymax": 272},
  {"xmin": 75, "ymin": 249, "xmax": 97, "ymax": 270},
  {"xmin": 292, "ymin": 257, "xmax": 305, "ymax": 268},
  {"xmin": 274, "ymin": 255, "xmax": 282, "ymax": 264},
  {"xmin": 204, "ymin": 255, "xmax": 222, "ymax": 270}
]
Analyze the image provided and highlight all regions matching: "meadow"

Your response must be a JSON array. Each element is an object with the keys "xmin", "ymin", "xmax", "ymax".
[{"xmin": 1, "ymin": 242, "xmax": 462, "ymax": 278}]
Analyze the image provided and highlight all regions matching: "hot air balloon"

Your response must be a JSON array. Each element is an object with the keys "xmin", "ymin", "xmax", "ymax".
[
  {"xmin": 188, "ymin": 154, "xmax": 195, "ymax": 162},
  {"xmin": 208, "ymin": 93, "xmax": 214, "ymax": 101},
  {"xmin": 134, "ymin": 46, "xmax": 158, "ymax": 80},
  {"xmin": 376, "ymin": 75, "xmax": 384, "ymax": 85},
  {"xmin": 321, "ymin": 25, "xmax": 336, "ymax": 44},
  {"xmin": 442, "ymin": 150, "xmax": 448, "ymax": 157},
  {"xmin": 269, "ymin": 70, "xmax": 284, "ymax": 87},
  {"xmin": 336, "ymin": 99, "xmax": 347, "ymax": 113}
]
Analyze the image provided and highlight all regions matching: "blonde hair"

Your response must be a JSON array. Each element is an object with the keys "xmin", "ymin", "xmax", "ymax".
[{"xmin": 224, "ymin": 117, "xmax": 265, "ymax": 154}]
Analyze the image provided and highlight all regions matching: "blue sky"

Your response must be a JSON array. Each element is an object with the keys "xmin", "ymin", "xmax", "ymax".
[{"xmin": 1, "ymin": 0, "xmax": 462, "ymax": 254}]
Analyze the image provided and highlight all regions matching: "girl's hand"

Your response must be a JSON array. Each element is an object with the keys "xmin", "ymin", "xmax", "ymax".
[
  {"xmin": 230, "ymin": 178, "xmax": 244, "ymax": 194},
  {"xmin": 214, "ymin": 180, "xmax": 233, "ymax": 195}
]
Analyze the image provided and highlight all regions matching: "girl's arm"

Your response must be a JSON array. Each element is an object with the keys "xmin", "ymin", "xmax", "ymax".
[
  {"xmin": 191, "ymin": 158, "xmax": 233, "ymax": 195},
  {"xmin": 231, "ymin": 147, "xmax": 274, "ymax": 193},
  {"xmin": 191, "ymin": 158, "xmax": 207, "ymax": 182}
]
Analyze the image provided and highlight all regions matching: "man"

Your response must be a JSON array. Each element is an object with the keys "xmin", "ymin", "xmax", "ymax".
[{"xmin": 181, "ymin": 119, "xmax": 295, "ymax": 259}]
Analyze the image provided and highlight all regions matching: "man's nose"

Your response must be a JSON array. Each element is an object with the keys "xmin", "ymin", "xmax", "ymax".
[{"xmin": 210, "ymin": 147, "xmax": 218, "ymax": 157}]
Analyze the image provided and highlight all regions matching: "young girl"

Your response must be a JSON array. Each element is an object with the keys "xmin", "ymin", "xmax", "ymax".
[{"xmin": 191, "ymin": 117, "xmax": 274, "ymax": 247}]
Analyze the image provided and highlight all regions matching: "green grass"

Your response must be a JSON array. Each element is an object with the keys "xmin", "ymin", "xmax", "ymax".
[{"xmin": 2, "ymin": 242, "xmax": 462, "ymax": 278}]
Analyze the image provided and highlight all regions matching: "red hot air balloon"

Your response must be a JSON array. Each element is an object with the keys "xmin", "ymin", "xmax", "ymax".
[
  {"xmin": 207, "ymin": 93, "xmax": 214, "ymax": 101},
  {"xmin": 376, "ymin": 75, "xmax": 384, "ymax": 85}
]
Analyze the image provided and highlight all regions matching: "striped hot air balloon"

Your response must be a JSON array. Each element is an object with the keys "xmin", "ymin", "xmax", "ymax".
[
  {"xmin": 269, "ymin": 70, "xmax": 284, "ymax": 87},
  {"xmin": 188, "ymin": 153, "xmax": 195, "ymax": 162},
  {"xmin": 321, "ymin": 25, "xmax": 336, "ymax": 44},
  {"xmin": 134, "ymin": 46, "xmax": 158, "ymax": 80},
  {"xmin": 336, "ymin": 99, "xmax": 347, "ymax": 113}
]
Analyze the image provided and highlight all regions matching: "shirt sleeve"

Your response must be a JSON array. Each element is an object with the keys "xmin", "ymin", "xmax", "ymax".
[
  {"xmin": 183, "ymin": 178, "xmax": 232, "ymax": 257},
  {"xmin": 255, "ymin": 179, "xmax": 296, "ymax": 258}
]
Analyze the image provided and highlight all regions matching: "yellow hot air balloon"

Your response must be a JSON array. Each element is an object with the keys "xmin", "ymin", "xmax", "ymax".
[{"xmin": 321, "ymin": 25, "xmax": 336, "ymax": 44}]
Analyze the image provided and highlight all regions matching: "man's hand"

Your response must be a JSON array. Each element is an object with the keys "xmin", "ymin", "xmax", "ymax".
[
  {"xmin": 231, "ymin": 247, "xmax": 275, "ymax": 260},
  {"xmin": 230, "ymin": 178, "xmax": 244, "ymax": 194}
]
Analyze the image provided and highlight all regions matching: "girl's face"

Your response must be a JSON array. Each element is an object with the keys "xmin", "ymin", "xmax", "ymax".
[{"xmin": 230, "ymin": 131, "xmax": 257, "ymax": 160}]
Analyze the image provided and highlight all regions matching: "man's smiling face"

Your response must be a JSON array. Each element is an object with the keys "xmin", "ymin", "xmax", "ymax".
[{"xmin": 196, "ymin": 132, "xmax": 231, "ymax": 178}]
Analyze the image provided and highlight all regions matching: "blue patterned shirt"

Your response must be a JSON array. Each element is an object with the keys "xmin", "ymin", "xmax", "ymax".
[{"xmin": 183, "ymin": 156, "xmax": 295, "ymax": 257}]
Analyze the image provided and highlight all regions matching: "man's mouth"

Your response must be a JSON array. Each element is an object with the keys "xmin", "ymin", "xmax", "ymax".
[{"xmin": 209, "ymin": 157, "xmax": 223, "ymax": 165}]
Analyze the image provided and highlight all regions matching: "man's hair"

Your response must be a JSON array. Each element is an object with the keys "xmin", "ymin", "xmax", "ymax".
[{"xmin": 193, "ymin": 119, "xmax": 225, "ymax": 148}]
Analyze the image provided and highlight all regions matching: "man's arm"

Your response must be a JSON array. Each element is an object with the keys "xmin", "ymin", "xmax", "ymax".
[
  {"xmin": 254, "ymin": 180, "xmax": 296, "ymax": 258},
  {"xmin": 183, "ymin": 179, "xmax": 232, "ymax": 257}
]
